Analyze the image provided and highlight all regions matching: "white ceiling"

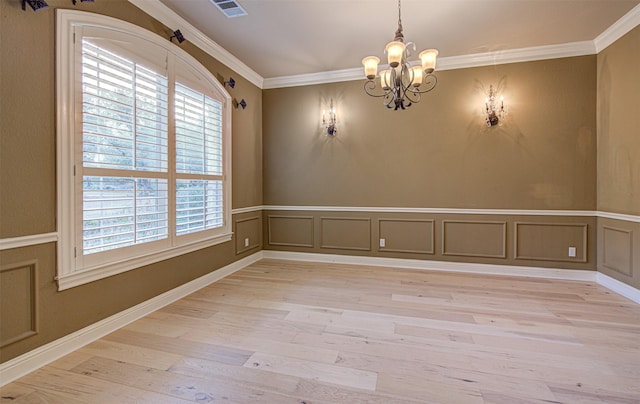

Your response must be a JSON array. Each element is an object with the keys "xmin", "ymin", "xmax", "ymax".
[{"xmin": 158, "ymin": 0, "xmax": 639, "ymax": 80}]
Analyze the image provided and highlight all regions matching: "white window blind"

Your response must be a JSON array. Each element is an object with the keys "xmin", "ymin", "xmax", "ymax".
[
  {"xmin": 82, "ymin": 176, "xmax": 169, "ymax": 254},
  {"xmin": 81, "ymin": 40, "xmax": 169, "ymax": 256},
  {"xmin": 174, "ymin": 82, "xmax": 224, "ymax": 237}
]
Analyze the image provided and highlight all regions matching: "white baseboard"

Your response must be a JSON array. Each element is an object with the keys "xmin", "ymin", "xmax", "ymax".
[
  {"xmin": 262, "ymin": 250, "xmax": 598, "ymax": 282},
  {"xmin": 0, "ymin": 251, "xmax": 264, "ymax": 387},
  {"xmin": 596, "ymin": 272, "xmax": 640, "ymax": 304},
  {"xmin": 263, "ymin": 251, "xmax": 640, "ymax": 304}
]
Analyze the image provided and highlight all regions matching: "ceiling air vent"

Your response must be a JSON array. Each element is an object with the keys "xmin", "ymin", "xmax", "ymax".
[{"xmin": 210, "ymin": 0, "xmax": 247, "ymax": 18}]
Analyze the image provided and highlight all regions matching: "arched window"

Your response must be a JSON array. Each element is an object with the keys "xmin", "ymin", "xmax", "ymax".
[{"xmin": 57, "ymin": 10, "xmax": 231, "ymax": 290}]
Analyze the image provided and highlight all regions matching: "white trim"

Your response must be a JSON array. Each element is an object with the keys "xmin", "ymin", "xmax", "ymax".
[
  {"xmin": 437, "ymin": 41, "xmax": 596, "ymax": 72},
  {"xmin": 0, "ymin": 233, "xmax": 58, "ymax": 251},
  {"xmin": 0, "ymin": 251, "xmax": 263, "ymax": 388},
  {"xmin": 56, "ymin": 233, "xmax": 233, "ymax": 290},
  {"xmin": 596, "ymin": 272, "xmax": 640, "ymax": 304},
  {"xmin": 56, "ymin": 10, "xmax": 76, "ymax": 285},
  {"xmin": 263, "ymin": 68, "xmax": 363, "ymax": 90},
  {"xmin": 127, "ymin": 0, "xmax": 263, "ymax": 89},
  {"xmin": 597, "ymin": 211, "xmax": 640, "ymax": 223},
  {"xmin": 263, "ymin": 205, "xmax": 640, "ymax": 222},
  {"xmin": 263, "ymin": 251, "xmax": 640, "ymax": 304},
  {"xmin": 594, "ymin": 4, "xmax": 640, "ymax": 52},
  {"xmin": 264, "ymin": 41, "xmax": 597, "ymax": 89},
  {"xmin": 262, "ymin": 205, "xmax": 597, "ymax": 216},
  {"xmin": 232, "ymin": 205, "xmax": 265, "ymax": 215},
  {"xmin": 262, "ymin": 250, "xmax": 597, "ymax": 282}
]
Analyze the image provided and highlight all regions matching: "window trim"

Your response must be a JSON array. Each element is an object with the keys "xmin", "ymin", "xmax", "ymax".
[{"xmin": 56, "ymin": 10, "xmax": 232, "ymax": 291}]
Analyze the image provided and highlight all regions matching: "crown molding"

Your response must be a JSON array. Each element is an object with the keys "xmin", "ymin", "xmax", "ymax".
[
  {"xmin": 130, "ymin": 0, "xmax": 637, "ymax": 90},
  {"xmin": 264, "ymin": 41, "xmax": 596, "ymax": 89},
  {"xmin": 127, "ymin": 0, "xmax": 263, "ymax": 89},
  {"xmin": 594, "ymin": 4, "xmax": 640, "ymax": 52},
  {"xmin": 438, "ymin": 41, "xmax": 596, "ymax": 71},
  {"xmin": 263, "ymin": 67, "xmax": 363, "ymax": 90}
]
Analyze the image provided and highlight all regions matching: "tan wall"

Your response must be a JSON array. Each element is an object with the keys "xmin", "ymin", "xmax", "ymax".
[
  {"xmin": 0, "ymin": 0, "xmax": 262, "ymax": 362},
  {"xmin": 262, "ymin": 56, "xmax": 599, "ymax": 275},
  {"xmin": 596, "ymin": 25, "xmax": 640, "ymax": 289},
  {"xmin": 597, "ymin": 25, "xmax": 640, "ymax": 216},
  {"xmin": 263, "ymin": 56, "xmax": 597, "ymax": 210}
]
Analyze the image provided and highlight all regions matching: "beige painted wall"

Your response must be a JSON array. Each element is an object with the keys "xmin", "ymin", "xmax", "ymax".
[
  {"xmin": 596, "ymin": 25, "xmax": 640, "ymax": 289},
  {"xmin": 597, "ymin": 25, "xmax": 640, "ymax": 216},
  {"xmin": 0, "ymin": 0, "xmax": 262, "ymax": 362},
  {"xmin": 263, "ymin": 56, "xmax": 597, "ymax": 210}
]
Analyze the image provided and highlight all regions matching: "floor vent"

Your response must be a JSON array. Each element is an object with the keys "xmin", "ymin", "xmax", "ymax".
[{"xmin": 210, "ymin": 0, "xmax": 248, "ymax": 18}]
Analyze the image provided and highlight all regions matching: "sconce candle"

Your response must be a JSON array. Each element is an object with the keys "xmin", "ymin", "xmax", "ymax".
[
  {"xmin": 322, "ymin": 99, "xmax": 337, "ymax": 136},
  {"xmin": 484, "ymin": 85, "xmax": 506, "ymax": 127}
]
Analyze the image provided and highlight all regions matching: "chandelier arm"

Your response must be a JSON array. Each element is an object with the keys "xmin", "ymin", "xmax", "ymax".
[
  {"xmin": 363, "ymin": 80, "xmax": 394, "ymax": 98},
  {"xmin": 408, "ymin": 74, "xmax": 438, "ymax": 95},
  {"xmin": 404, "ymin": 88, "xmax": 421, "ymax": 104},
  {"xmin": 383, "ymin": 92, "xmax": 396, "ymax": 109}
]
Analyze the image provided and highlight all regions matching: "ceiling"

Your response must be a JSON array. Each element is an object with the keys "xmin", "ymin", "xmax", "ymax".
[{"xmin": 159, "ymin": 0, "xmax": 639, "ymax": 80}]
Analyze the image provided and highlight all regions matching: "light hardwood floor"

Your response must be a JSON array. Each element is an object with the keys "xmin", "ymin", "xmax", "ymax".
[{"xmin": 2, "ymin": 259, "xmax": 640, "ymax": 403}]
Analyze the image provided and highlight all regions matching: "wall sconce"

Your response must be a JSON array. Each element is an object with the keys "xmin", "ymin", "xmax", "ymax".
[
  {"xmin": 322, "ymin": 99, "xmax": 337, "ymax": 136},
  {"xmin": 170, "ymin": 30, "xmax": 185, "ymax": 44},
  {"xmin": 22, "ymin": 0, "xmax": 48, "ymax": 11},
  {"xmin": 233, "ymin": 98, "xmax": 247, "ymax": 109},
  {"xmin": 224, "ymin": 77, "xmax": 236, "ymax": 89},
  {"xmin": 484, "ymin": 85, "xmax": 506, "ymax": 127}
]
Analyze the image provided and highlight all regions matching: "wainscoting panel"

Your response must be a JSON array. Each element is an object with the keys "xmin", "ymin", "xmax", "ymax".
[
  {"xmin": 320, "ymin": 217, "xmax": 371, "ymax": 251},
  {"xmin": 262, "ymin": 209, "xmax": 597, "ymax": 271},
  {"xmin": 601, "ymin": 226, "xmax": 633, "ymax": 276},
  {"xmin": 378, "ymin": 219, "xmax": 434, "ymax": 254},
  {"xmin": 442, "ymin": 220, "xmax": 507, "ymax": 258},
  {"xmin": 1, "ymin": 261, "xmax": 38, "ymax": 348},
  {"xmin": 597, "ymin": 217, "xmax": 639, "ymax": 289},
  {"xmin": 267, "ymin": 215, "xmax": 314, "ymax": 247},
  {"xmin": 515, "ymin": 222, "xmax": 588, "ymax": 262},
  {"xmin": 235, "ymin": 216, "xmax": 262, "ymax": 255}
]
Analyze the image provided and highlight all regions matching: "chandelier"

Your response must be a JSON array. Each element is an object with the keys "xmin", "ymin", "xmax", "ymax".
[{"xmin": 361, "ymin": 0, "xmax": 439, "ymax": 110}]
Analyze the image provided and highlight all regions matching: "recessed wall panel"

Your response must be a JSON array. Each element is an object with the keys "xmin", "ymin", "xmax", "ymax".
[
  {"xmin": 320, "ymin": 217, "xmax": 371, "ymax": 251},
  {"xmin": 515, "ymin": 222, "xmax": 587, "ymax": 262},
  {"xmin": 1, "ymin": 261, "xmax": 38, "ymax": 347},
  {"xmin": 602, "ymin": 226, "xmax": 633, "ymax": 276},
  {"xmin": 378, "ymin": 219, "xmax": 434, "ymax": 254},
  {"xmin": 267, "ymin": 215, "xmax": 314, "ymax": 247},
  {"xmin": 442, "ymin": 220, "xmax": 506, "ymax": 258},
  {"xmin": 235, "ymin": 216, "xmax": 261, "ymax": 254}
]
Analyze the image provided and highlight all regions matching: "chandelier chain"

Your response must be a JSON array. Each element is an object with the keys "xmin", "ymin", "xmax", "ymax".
[{"xmin": 395, "ymin": 0, "xmax": 404, "ymax": 42}]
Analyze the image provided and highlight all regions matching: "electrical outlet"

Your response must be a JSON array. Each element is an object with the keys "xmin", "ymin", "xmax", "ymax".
[
  {"xmin": 568, "ymin": 246, "xmax": 576, "ymax": 257},
  {"xmin": 244, "ymin": 237, "xmax": 249, "ymax": 247},
  {"xmin": 379, "ymin": 238, "xmax": 386, "ymax": 248}
]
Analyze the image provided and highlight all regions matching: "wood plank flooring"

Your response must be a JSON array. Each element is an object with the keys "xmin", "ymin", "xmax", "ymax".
[{"xmin": 2, "ymin": 259, "xmax": 640, "ymax": 403}]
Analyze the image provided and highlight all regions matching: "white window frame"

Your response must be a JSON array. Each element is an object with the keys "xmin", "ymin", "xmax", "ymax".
[{"xmin": 56, "ymin": 10, "xmax": 232, "ymax": 290}]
